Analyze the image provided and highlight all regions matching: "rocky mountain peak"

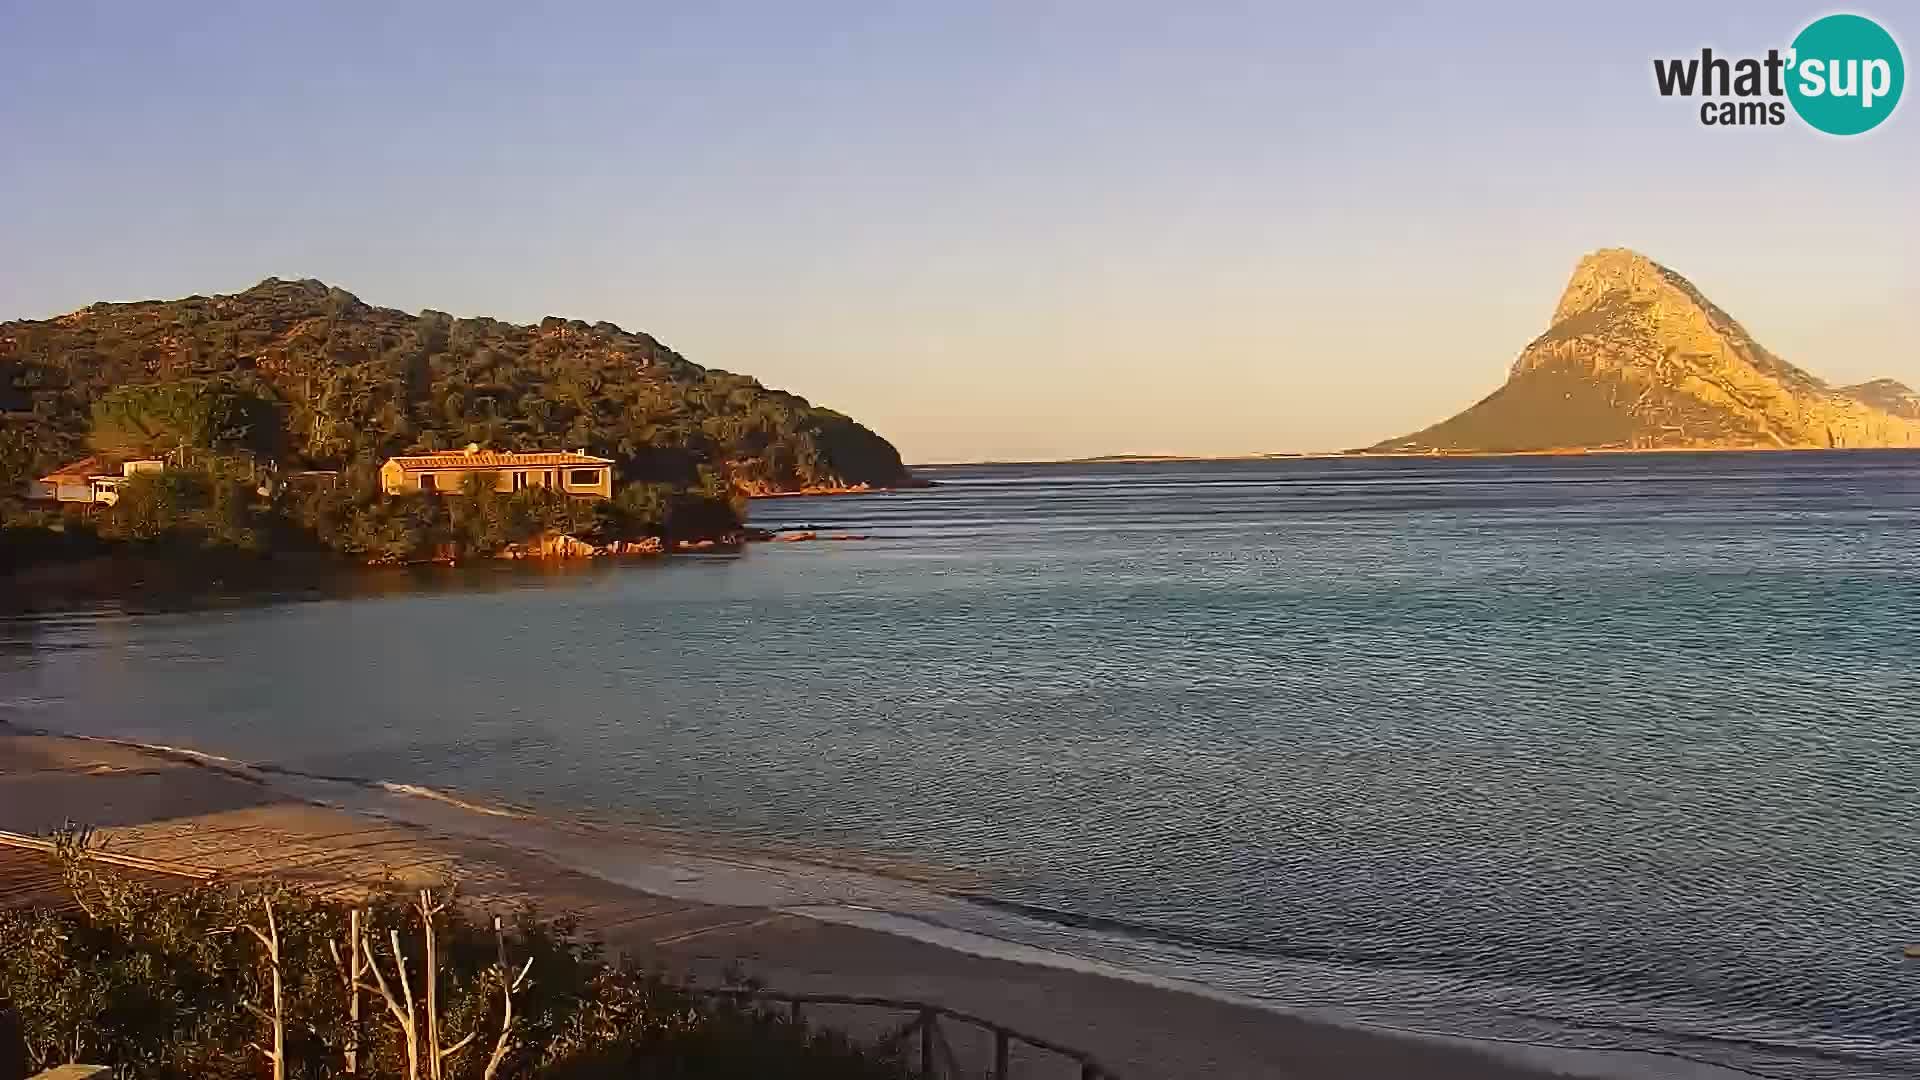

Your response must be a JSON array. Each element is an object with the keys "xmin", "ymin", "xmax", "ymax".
[
  {"xmin": 1551, "ymin": 248, "xmax": 1679, "ymax": 322},
  {"xmin": 1374, "ymin": 250, "xmax": 1920, "ymax": 453}
]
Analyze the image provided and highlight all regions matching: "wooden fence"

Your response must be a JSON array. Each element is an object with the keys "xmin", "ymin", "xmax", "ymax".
[{"xmin": 697, "ymin": 987, "xmax": 1115, "ymax": 1079}]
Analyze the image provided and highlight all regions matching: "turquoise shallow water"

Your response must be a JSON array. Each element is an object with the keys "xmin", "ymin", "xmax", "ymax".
[{"xmin": 5, "ymin": 452, "xmax": 1920, "ymax": 1077}]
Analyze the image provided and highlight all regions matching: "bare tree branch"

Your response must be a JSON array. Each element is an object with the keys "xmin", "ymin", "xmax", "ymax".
[
  {"xmin": 482, "ymin": 915, "xmax": 533, "ymax": 1080},
  {"xmin": 329, "ymin": 910, "xmax": 367, "ymax": 1073},
  {"xmin": 243, "ymin": 896, "xmax": 286, "ymax": 1080},
  {"xmin": 440, "ymin": 1030, "xmax": 479, "ymax": 1060},
  {"xmin": 359, "ymin": 928, "xmax": 422, "ymax": 1080},
  {"xmin": 392, "ymin": 929, "xmax": 417, "ymax": 1026},
  {"xmin": 418, "ymin": 890, "xmax": 443, "ymax": 1080}
]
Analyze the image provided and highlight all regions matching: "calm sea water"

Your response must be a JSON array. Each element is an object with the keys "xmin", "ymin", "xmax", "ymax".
[{"xmin": 6, "ymin": 453, "xmax": 1920, "ymax": 1078}]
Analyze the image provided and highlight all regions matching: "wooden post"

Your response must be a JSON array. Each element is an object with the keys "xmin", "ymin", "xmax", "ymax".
[
  {"xmin": 919, "ymin": 1009, "xmax": 935, "ymax": 1077},
  {"xmin": 993, "ymin": 1030, "xmax": 1009, "ymax": 1080},
  {"xmin": 790, "ymin": 999, "xmax": 803, "ymax": 1026},
  {"xmin": 1082, "ymin": 1062, "xmax": 1098, "ymax": 1080}
]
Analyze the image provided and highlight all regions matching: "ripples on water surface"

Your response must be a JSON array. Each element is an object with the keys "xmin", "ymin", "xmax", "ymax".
[{"xmin": 5, "ymin": 453, "xmax": 1920, "ymax": 1078}]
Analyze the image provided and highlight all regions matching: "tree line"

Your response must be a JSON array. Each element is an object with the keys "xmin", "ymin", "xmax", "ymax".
[
  {"xmin": 1, "ymin": 836, "xmax": 907, "ymax": 1079},
  {"xmin": 1, "ymin": 278, "xmax": 913, "ymax": 565}
]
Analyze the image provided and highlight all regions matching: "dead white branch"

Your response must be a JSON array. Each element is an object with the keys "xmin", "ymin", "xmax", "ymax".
[
  {"xmin": 416, "ymin": 887, "xmax": 473, "ymax": 1079},
  {"xmin": 359, "ymin": 927, "xmax": 422, "ymax": 1080},
  {"xmin": 419, "ymin": 890, "xmax": 443, "ymax": 1079},
  {"xmin": 241, "ymin": 896, "xmax": 286, "ymax": 1080},
  {"xmin": 482, "ymin": 915, "xmax": 535, "ymax": 1080},
  {"xmin": 328, "ymin": 907, "xmax": 367, "ymax": 1073}
]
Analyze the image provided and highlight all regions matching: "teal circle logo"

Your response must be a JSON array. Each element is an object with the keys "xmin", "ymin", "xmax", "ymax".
[{"xmin": 1787, "ymin": 14, "xmax": 1904, "ymax": 135}]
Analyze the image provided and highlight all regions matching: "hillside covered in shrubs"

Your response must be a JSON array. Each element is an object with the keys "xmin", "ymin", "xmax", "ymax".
[{"xmin": 0, "ymin": 279, "xmax": 912, "ymax": 566}]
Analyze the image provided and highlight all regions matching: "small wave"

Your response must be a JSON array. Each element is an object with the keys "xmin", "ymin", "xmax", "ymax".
[
  {"xmin": 5, "ymin": 724, "xmax": 533, "ymax": 822},
  {"xmin": 59, "ymin": 733, "xmax": 265, "ymax": 778},
  {"xmin": 960, "ymin": 894, "xmax": 1442, "ymax": 970},
  {"xmin": 0, "ymin": 696, "xmax": 60, "ymax": 711},
  {"xmin": 952, "ymin": 896, "xmax": 1902, "ymax": 1079},
  {"xmin": 371, "ymin": 781, "xmax": 524, "ymax": 818}
]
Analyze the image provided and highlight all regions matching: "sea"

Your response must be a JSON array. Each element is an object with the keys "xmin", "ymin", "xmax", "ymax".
[{"xmin": 4, "ymin": 452, "xmax": 1920, "ymax": 1079}]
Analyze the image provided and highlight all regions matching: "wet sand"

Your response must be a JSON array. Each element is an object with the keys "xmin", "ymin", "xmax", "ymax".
[{"xmin": 0, "ymin": 730, "xmax": 1632, "ymax": 1079}]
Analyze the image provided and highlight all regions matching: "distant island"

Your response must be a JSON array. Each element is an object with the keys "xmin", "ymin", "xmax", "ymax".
[
  {"xmin": 1372, "ymin": 249, "xmax": 1920, "ymax": 454},
  {"xmin": 0, "ymin": 278, "xmax": 914, "ymax": 574}
]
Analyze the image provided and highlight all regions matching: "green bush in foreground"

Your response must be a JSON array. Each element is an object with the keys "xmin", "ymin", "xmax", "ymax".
[{"xmin": 0, "ymin": 855, "xmax": 904, "ymax": 1080}]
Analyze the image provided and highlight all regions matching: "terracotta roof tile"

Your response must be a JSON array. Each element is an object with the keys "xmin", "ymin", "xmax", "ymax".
[
  {"xmin": 39, "ymin": 456, "xmax": 103, "ymax": 483},
  {"xmin": 386, "ymin": 451, "xmax": 612, "ymax": 471}
]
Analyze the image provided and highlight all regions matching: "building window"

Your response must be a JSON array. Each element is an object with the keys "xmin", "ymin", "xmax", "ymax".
[
  {"xmin": 419, "ymin": 473, "xmax": 436, "ymax": 492},
  {"xmin": 513, "ymin": 471, "xmax": 528, "ymax": 491},
  {"xmin": 570, "ymin": 469, "xmax": 600, "ymax": 486}
]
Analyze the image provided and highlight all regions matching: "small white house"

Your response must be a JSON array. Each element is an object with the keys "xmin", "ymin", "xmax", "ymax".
[{"xmin": 37, "ymin": 457, "xmax": 165, "ymax": 506}]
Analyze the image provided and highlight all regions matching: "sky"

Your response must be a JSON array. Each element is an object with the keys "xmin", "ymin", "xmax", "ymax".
[{"xmin": 1, "ymin": 2, "xmax": 1914, "ymax": 462}]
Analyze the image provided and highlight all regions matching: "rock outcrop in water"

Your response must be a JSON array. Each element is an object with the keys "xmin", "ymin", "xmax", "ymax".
[{"xmin": 1373, "ymin": 249, "xmax": 1920, "ymax": 453}]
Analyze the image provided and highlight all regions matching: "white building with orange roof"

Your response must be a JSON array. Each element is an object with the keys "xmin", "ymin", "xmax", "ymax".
[
  {"xmin": 379, "ymin": 445, "xmax": 614, "ymax": 499},
  {"xmin": 35, "ymin": 456, "xmax": 166, "ymax": 505}
]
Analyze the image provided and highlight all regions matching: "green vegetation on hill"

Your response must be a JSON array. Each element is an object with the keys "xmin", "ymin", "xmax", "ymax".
[
  {"xmin": 0, "ymin": 278, "xmax": 912, "ymax": 566},
  {"xmin": 2, "ymin": 277, "xmax": 908, "ymax": 493}
]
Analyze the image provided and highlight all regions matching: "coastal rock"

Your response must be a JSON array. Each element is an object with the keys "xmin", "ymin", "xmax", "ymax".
[
  {"xmin": 734, "ymin": 478, "xmax": 879, "ymax": 498},
  {"xmin": 493, "ymin": 533, "xmax": 669, "ymax": 559},
  {"xmin": 533, "ymin": 533, "xmax": 598, "ymax": 559},
  {"xmin": 1374, "ymin": 249, "xmax": 1920, "ymax": 452},
  {"xmin": 766, "ymin": 530, "xmax": 867, "ymax": 543}
]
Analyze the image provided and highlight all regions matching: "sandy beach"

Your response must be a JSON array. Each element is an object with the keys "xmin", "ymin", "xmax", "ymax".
[{"xmin": 0, "ymin": 729, "xmax": 1738, "ymax": 1080}]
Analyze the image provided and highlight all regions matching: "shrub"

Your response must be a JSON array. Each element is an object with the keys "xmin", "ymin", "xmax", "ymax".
[{"xmin": 0, "ymin": 853, "xmax": 904, "ymax": 1080}]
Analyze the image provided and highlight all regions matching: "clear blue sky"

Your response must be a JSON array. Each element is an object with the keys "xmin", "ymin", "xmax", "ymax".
[{"xmin": 2, "ymin": 2, "xmax": 1914, "ymax": 461}]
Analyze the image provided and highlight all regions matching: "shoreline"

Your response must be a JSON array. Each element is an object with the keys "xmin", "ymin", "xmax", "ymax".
[
  {"xmin": 911, "ymin": 445, "xmax": 1920, "ymax": 467},
  {"xmin": 0, "ymin": 725, "xmax": 1763, "ymax": 1080},
  {"xmin": 744, "ymin": 480, "xmax": 933, "ymax": 499}
]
